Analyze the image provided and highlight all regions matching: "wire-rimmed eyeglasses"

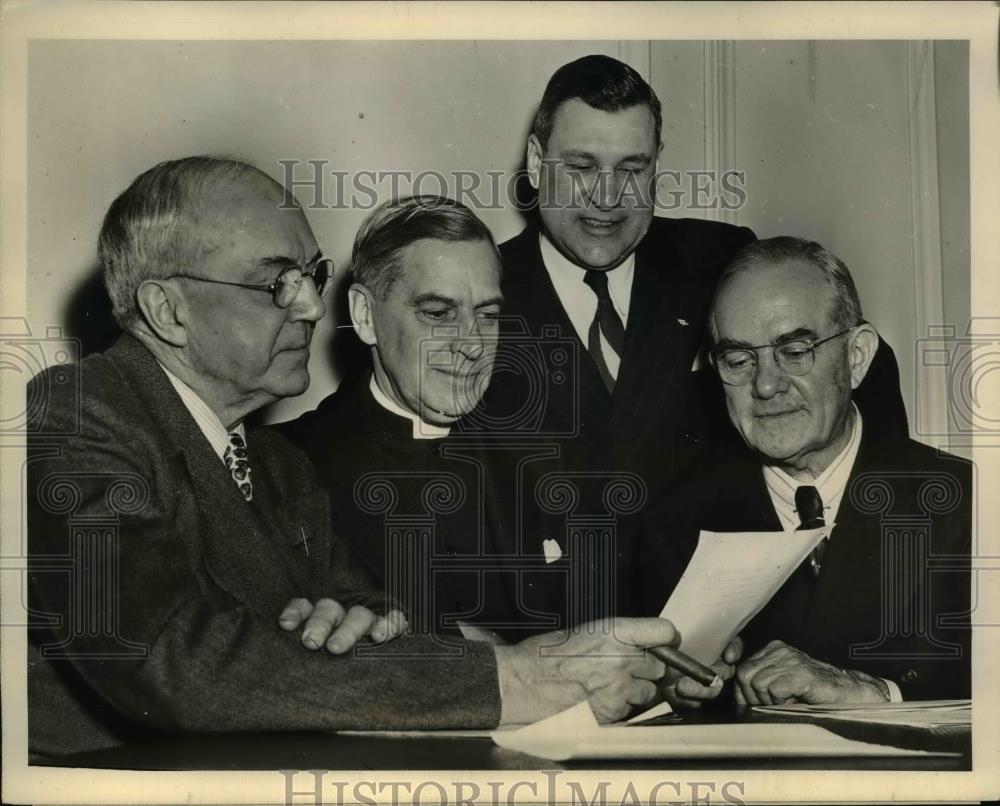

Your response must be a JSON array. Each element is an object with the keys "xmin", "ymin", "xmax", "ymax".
[
  {"xmin": 166, "ymin": 258, "xmax": 333, "ymax": 309},
  {"xmin": 710, "ymin": 326, "xmax": 856, "ymax": 386}
]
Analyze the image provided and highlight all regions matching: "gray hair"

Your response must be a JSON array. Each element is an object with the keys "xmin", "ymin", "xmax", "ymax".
[
  {"xmin": 713, "ymin": 236, "xmax": 865, "ymax": 333},
  {"xmin": 351, "ymin": 196, "xmax": 500, "ymax": 300},
  {"xmin": 98, "ymin": 156, "xmax": 269, "ymax": 328}
]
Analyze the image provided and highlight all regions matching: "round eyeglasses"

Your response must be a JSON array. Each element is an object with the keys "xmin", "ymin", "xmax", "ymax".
[
  {"xmin": 710, "ymin": 327, "xmax": 855, "ymax": 386},
  {"xmin": 166, "ymin": 259, "xmax": 333, "ymax": 309}
]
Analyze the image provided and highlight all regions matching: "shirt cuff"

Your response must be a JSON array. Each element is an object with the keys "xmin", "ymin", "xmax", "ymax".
[{"xmin": 881, "ymin": 677, "xmax": 904, "ymax": 702}]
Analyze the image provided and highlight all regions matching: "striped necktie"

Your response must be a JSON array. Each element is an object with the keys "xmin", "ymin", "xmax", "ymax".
[{"xmin": 583, "ymin": 269, "xmax": 626, "ymax": 393}]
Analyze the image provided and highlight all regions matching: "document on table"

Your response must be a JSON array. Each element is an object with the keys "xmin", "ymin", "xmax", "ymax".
[
  {"xmin": 753, "ymin": 699, "xmax": 972, "ymax": 729},
  {"xmin": 490, "ymin": 701, "xmax": 949, "ymax": 761},
  {"xmin": 658, "ymin": 526, "xmax": 830, "ymax": 665}
]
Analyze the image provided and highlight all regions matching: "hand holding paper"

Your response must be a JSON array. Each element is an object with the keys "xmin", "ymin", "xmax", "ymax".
[
  {"xmin": 659, "ymin": 527, "xmax": 829, "ymax": 665},
  {"xmin": 630, "ymin": 526, "xmax": 827, "ymax": 721},
  {"xmin": 493, "ymin": 617, "xmax": 676, "ymax": 726}
]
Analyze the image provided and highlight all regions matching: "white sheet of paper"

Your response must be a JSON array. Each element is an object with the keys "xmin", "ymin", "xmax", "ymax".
[
  {"xmin": 658, "ymin": 526, "xmax": 830, "ymax": 665},
  {"xmin": 490, "ymin": 702, "xmax": 947, "ymax": 761},
  {"xmin": 753, "ymin": 699, "xmax": 972, "ymax": 729}
]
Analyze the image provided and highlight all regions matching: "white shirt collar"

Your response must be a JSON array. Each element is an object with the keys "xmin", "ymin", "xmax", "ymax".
[
  {"xmin": 539, "ymin": 232, "xmax": 634, "ymax": 332},
  {"xmin": 159, "ymin": 363, "xmax": 245, "ymax": 463},
  {"xmin": 763, "ymin": 404, "xmax": 864, "ymax": 533},
  {"xmin": 539, "ymin": 233, "xmax": 634, "ymax": 380},
  {"xmin": 369, "ymin": 375, "xmax": 451, "ymax": 440}
]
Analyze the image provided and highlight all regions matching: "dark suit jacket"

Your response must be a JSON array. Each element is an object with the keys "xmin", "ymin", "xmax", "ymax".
[
  {"xmin": 277, "ymin": 376, "xmax": 553, "ymax": 641},
  {"xmin": 489, "ymin": 219, "xmax": 909, "ymax": 482},
  {"xmin": 486, "ymin": 218, "xmax": 756, "ymax": 487},
  {"xmin": 27, "ymin": 335, "xmax": 500, "ymax": 759},
  {"xmin": 640, "ymin": 430, "xmax": 971, "ymax": 701},
  {"xmin": 281, "ymin": 376, "xmax": 609, "ymax": 640}
]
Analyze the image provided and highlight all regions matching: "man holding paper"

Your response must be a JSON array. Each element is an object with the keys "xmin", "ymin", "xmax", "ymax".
[{"xmin": 648, "ymin": 237, "xmax": 971, "ymax": 706}]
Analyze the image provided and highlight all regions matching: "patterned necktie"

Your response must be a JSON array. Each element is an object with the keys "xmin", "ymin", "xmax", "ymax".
[
  {"xmin": 224, "ymin": 432, "xmax": 253, "ymax": 502},
  {"xmin": 795, "ymin": 485, "xmax": 827, "ymax": 577},
  {"xmin": 583, "ymin": 270, "xmax": 626, "ymax": 393}
]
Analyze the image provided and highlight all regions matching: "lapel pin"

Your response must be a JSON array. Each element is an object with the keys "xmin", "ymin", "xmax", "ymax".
[{"xmin": 677, "ymin": 318, "xmax": 689, "ymax": 327}]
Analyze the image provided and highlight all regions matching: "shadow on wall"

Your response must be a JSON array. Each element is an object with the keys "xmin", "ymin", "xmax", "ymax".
[
  {"xmin": 323, "ymin": 266, "xmax": 369, "ymax": 390},
  {"xmin": 64, "ymin": 264, "xmax": 122, "ymax": 357}
]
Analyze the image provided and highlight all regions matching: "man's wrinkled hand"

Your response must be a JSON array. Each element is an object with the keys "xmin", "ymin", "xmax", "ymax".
[
  {"xmin": 660, "ymin": 635, "xmax": 742, "ymax": 710},
  {"xmin": 278, "ymin": 598, "xmax": 408, "ymax": 654},
  {"xmin": 494, "ymin": 617, "xmax": 678, "ymax": 726},
  {"xmin": 734, "ymin": 640, "xmax": 890, "ymax": 706}
]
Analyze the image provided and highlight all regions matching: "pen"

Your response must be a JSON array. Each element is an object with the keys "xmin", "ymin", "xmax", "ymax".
[{"xmin": 649, "ymin": 645, "xmax": 721, "ymax": 688}]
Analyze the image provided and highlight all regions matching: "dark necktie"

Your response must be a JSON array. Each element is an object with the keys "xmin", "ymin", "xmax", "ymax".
[
  {"xmin": 224, "ymin": 431, "xmax": 253, "ymax": 502},
  {"xmin": 583, "ymin": 270, "xmax": 626, "ymax": 393},
  {"xmin": 795, "ymin": 485, "xmax": 827, "ymax": 577}
]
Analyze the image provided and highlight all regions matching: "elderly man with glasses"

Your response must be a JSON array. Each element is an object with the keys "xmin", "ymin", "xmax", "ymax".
[
  {"xmin": 27, "ymin": 156, "xmax": 683, "ymax": 761},
  {"xmin": 640, "ymin": 237, "xmax": 970, "ymax": 707}
]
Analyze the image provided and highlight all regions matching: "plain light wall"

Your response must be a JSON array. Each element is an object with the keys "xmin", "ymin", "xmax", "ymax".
[
  {"xmin": 27, "ymin": 39, "xmax": 969, "ymax": 428},
  {"xmin": 650, "ymin": 40, "xmax": 970, "ymax": 432},
  {"xmin": 935, "ymin": 42, "xmax": 971, "ymax": 340}
]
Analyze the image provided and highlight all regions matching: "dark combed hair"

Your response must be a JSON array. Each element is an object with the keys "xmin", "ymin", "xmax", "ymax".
[
  {"xmin": 98, "ymin": 155, "xmax": 262, "ymax": 328},
  {"xmin": 351, "ymin": 196, "xmax": 500, "ymax": 299},
  {"xmin": 532, "ymin": 54, "xmax": 663, "ymax": 148},
  {"xmin": 715, "ymin": 236, "xmax": 865, "ymax": 331}
]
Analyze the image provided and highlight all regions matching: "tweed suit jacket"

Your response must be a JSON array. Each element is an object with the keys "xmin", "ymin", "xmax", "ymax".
[{"xmin": 27, "ymin": 335, "xmax": 500, "ymax": 759}]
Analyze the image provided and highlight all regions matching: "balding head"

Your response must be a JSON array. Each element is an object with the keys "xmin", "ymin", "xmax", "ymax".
[
  {"xmin": 99, "ymin": 156, "xmax": 288, "ymax": 331},
  {"xmin": 710, "ymin": 237, "xmax": 864, "ymax": 342},
  {"xmin": 107, "ymin": 156, "xmax": 326, "ymax": 428}
]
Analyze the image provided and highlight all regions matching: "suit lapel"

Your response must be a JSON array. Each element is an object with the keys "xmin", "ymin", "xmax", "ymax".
[
  {"xmin": 182, "ymin": 436, "xmax": 302, "ymax": 613},
  {"xmin": 610, "ymin": 226, "xmax": 707, "ymax": 450},
  {"xmin": 502, "ymin": 229, "xmax": 612, "ymax": 424},
  {"xmin": 109, "ymin": 335, "xmax": 304, "ymax": 614},
  {"xmin": 247, "ymin": 436, "xmax": 332, "ymax": 597},
  {"xmin": 722, "ymin": 457, "xmax": 784, "ymax": 532},
  {"xmin": 802, "ymin": 431, "xmax": 881, "ymax": 621}
]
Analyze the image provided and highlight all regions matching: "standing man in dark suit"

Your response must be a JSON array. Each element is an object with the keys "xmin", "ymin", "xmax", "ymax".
[
  {"xmin": 25, "ymin": 156, "xmax": 689, "ymax": 760},
  {"xmin": 492, "ymin": 55, "xmax": 755, "ymax": 496},
  {"xmin": 646, "ymin": 237, "xmax": 970, "ymax": 705},
  {"xmin": 485, "ymin": 54, "xmax": 909, "ymax": 621}
]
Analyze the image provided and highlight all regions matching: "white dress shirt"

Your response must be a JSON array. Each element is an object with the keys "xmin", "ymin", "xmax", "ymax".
[
  {"xmin": 763, "ymin": 404, "xmax": 863, "ymax": 531},
  {"xmin": 760, "ymin": 406, "xmax": 902, "ymax": 702},
  {"xmin": 160, "ymin": 363, "xmax": 245, "ymax": 463},
  {"xmin": 539, "ymin": 233, "xmax": 634, "ymax": 381},
  {"xmin": 369, "ymin": 375, "xmax": 450, "ymax": 440}
]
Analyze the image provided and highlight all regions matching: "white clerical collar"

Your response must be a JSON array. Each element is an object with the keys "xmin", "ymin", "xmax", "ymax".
[
  {"xmin": 763, "ymin": 404, "xmax": 864, "ymax": 532},
  {"xmin": 159, "ymin": 363, "xmax": 245, "ymax": 463},
  {"xmin": 369, "ymin": 374, "xmax": 451, "ymax": 440}
]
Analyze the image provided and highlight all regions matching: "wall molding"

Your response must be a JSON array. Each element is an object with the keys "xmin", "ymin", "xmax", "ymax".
[
  {"xmin": 702, "ymin": 41, "xmax": 737, "ymax": 225},
  {"xmin": 905, "ymin": 41, "xmax": 949, "ymax": 447},
  {"xmin": 617, "ymin": 41, "xmax": 650, "ymax": 82}
]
